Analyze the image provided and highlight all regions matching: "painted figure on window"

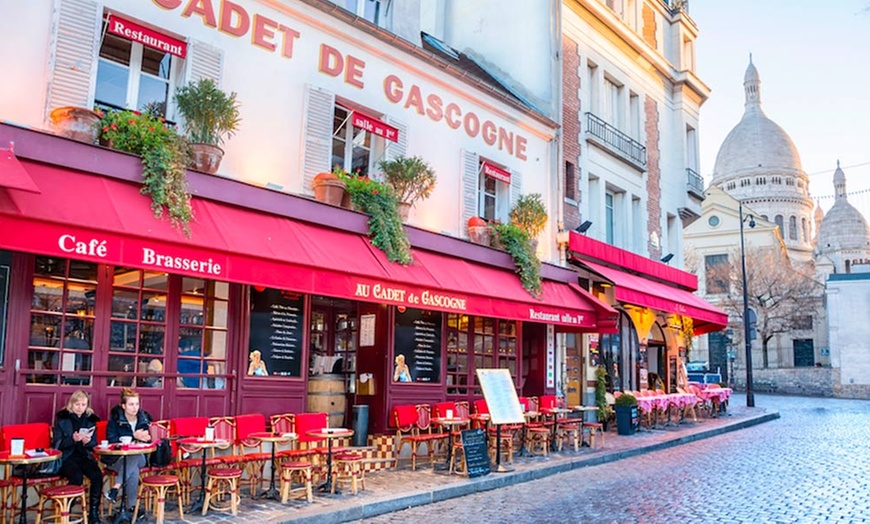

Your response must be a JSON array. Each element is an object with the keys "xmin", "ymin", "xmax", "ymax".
[
  {"xmin": 393, "ymin": 354, "xmax": 411, "ymax": 383},
  {"xmin": 247, "ymin": 349, "xmax": 268, "ymax": 376}
]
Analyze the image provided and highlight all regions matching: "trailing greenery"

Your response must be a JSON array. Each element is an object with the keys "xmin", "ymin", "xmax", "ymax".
[
  {"xmin": 378, "ymin": 155, "xmax": 437, "ymax": 206},
  {"xmin": 510, "ymin": 193, "xmax": 548, "ymax": 239},
  {"xmin": 174, "ymin": 78, "xmax": 241, "ymax": 146},
  {"xmin": 98, "ymin": 109, "xmax": 192, "ymax": 235},
  {"xmin": 595, "ymin": 366, "xmax": 609, "ymax": 422},
  {"xmin": 491, "ymin": 221, "xmax": 541, "ymax": 296},
  {"xmin": 340, "ymin": 171, "xmax": 413, "ymax": 265},
  {"xmin": 614, "ymin": 393, "xmax": 638, "ymax": 406}
]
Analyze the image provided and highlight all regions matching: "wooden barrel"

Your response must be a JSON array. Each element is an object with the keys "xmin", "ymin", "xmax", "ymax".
[{"xmin": 307, "ymin": 374, "xmax": 347, "ymax": 428}]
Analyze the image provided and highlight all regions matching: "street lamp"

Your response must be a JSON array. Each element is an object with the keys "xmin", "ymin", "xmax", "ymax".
[{"xmin": 739, "ymin": 202, "xmax": 756, "ymax": 407}]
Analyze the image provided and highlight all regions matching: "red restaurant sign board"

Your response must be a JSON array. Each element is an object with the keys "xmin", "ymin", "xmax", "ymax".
[
  {"xmin": 0, "ymin": 217, "xmax": 595, "ymax": 329},
  {"xmin": 350, "ymin": 110, "xmax": 399, "ymax": 142},
  {"xmin": 107, "ymin": 14, "xmax": 187, "ymax": 58},
  {"xmin": 482, "ymin": 161, "xmax": 511, "ymax": 184}
]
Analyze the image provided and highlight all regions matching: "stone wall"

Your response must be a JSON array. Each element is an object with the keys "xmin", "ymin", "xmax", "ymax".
[{"xmin": 731, "ymin": 366, "xmax": 870, "ymax": 399}]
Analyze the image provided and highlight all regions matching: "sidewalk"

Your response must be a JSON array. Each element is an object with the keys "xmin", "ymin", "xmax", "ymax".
[{"xmin": 155, "ymin": 406, "xmax": 778, "ymax": 524}]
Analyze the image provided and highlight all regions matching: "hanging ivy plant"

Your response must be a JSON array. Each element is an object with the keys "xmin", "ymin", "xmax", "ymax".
[
  {"xmin": 340, "ymin": 171, "xmax": 413, "ymax": 265},
  {"xmin": 491, "ymin": 221, "xmax": 541, "ymax": 296}
]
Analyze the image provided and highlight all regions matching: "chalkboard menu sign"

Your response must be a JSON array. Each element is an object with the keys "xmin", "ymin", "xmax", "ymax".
[
  {"xmin": 460, "ymin": 428, "xmax": 491, "ymax": 478},
  {"xmin": 248, "ymin": 288, "xmax": 304, "ymax": 377},
  {"xmin": 393, "ymin": 308, "xmax": 441, "ymax": 383}
]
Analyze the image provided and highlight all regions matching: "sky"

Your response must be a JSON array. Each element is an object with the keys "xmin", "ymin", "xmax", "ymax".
[{"xmin": 690, "ymin": 1, "xmax": 870, "ymax": 219}]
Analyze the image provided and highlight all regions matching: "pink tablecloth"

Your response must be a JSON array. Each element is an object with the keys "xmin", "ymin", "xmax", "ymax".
[
  {"xmin": 698, "ymin": 387, "xmax": 732, "ymax": 402},
  {"xmin": 635, "ymin": 393, "xmax": 698, "ymax": 414}
]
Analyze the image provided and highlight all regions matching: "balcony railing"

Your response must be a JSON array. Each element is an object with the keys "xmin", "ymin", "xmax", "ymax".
[
  {"xmin": 686, "ymin": 167, "xmax": 705, "ymax": 198},
  {"xmin": 585, "ymin": 112, "xmax": 646, "ymax": 168}
]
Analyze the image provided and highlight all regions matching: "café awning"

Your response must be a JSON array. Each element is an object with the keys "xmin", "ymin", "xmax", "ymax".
[{"xmin": 0, "ymin": 160, "xmax": 616, "ymax": 330}]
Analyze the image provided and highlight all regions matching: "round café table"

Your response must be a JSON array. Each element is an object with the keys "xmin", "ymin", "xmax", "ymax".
[
  {"xmin": 175, "ymin": 437, "xmax": 229, "ymax": 513},
  {"xmin": 0, "ymin": 449, "xmax": 62, "ymax": 524},
  {"xmin": 248, "ymin": 432, "xmax": 297, "ymax": 500},
  {"xmin": 94, "ymin": 442, "xmax": 156, "ymax": 524},
  {"xmin": 305, "ymin": 428, "xmax": 352, "ymax": 493},
  {"xmin": 431, "ymin": 417, "xmax": 470, "ymax": 473},
  {"xmin": 544, "ymin": 407, "xmax": 573, "ymax": 451},
  {"xmin": 571, "ymin": 405, "xmax": 601, "ymax": 447}
]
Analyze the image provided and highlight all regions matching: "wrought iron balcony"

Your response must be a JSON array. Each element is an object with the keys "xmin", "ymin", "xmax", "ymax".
[
  {"xmin": 585, "ymin": 112, "xmax": 646, "ymax": 169},
  {"xmin": 686, "ymin": 167, "xmax": 705, "ymax": 199}
]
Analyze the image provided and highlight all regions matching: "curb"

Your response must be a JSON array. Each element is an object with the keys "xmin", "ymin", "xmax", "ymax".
[{"xmin": 283, "ymin": 411, "xmax": 780, "ymax": 524}]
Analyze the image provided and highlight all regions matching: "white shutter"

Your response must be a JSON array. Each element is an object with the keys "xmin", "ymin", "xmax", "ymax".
[
  {"xmin": 185, "ymin": 40, "xmax": 223, "ymax": 84},
  {"xmin": 45, "ymin": 0, "xmax": 100, "ymax": 117},
  {"xmin": 460, "ymin": 149, "xmax": 480, "ymax": 237},
  {"xmin": 300, "ymin": 84, "xmax": 335, "ymax": 194},
  {"xmin": 510, "ymin": 169, "xmax": 523, "ymax": 208},
  {"xmin": 384, "ymin": 116, "xmax": 407, "ymax": 161}
]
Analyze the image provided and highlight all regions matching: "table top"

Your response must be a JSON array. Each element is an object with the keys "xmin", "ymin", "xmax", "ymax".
[
  {"xmin": 545, "ymin": 407, "xmax": 572, "ymax": 414},
  {"xmin": 571, "ymin": 405, "xmax": 599, "ymax": 412},
  {"xmin": 248, "ymin": 432, "xmax": 297, "ymax": 443},
  {"xmin": 469, "ymin": 413, "xmax": 490, "ymax": 420},
  {"xmin": 93, "ymin": 443, "xmax": 157, "ymax": 457},
  {"xmin": 305, "ymin": 428, "xmax": 353, "ymax": 439},
  {"xmin": 431, "ymin": 417, "xmax": 470, "ymax": 426},
  {"xmin": 176, "ymin": 437, "xmax": 230, "ymax": 448},
  {"xmin": 0, "ymin": 449, "xmax": 62, "ymax": 465}
]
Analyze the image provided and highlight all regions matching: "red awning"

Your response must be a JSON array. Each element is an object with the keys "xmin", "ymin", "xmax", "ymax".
[
  {"xmin": 579, "ymin": 260, "xmax": 728, "ymax": 335},
  {"xmin": 0, "ymin": 148, "xmax": 40, "ymax": 193},
  {"xmin": 0, "ymin": 160, "xmax": 614, "ymax": 330}
]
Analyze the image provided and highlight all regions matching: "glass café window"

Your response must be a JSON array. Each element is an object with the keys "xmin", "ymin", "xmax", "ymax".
[
  {"xmin": 446, "ymin": 314, "xmax": 470, "ymax": 396},
  {"xmin": 479, "ymin": 170, "xmax": 509, "ymax": 222},
  {"xmin": 109, "ymin": 268, "xmax": 169, "ymax": 388},
  {"xmin": 176, "ymin": 278, "xmax": 229, "ymax": 390},
  {"xmin": 94, "ymin": 17, "xmax": 179, "ymax": 116},
  {"xmin": 29, "ymin": 257, "xmax": 98, "ymax": 385}
]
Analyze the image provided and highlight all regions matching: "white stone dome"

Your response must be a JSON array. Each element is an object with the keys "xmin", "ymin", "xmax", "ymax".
[{"xmin": 816, "ymin": 163, "xmax": 870, "ymax": 255}]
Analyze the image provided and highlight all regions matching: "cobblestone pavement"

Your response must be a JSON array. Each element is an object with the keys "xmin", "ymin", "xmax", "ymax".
[
  {"xmin": 119, "ymin": 394, "xmax": 790, "ymax": 524},
  {"xmin": 361, "ymin": 394, "xmax": 870, "ymax": 524}
]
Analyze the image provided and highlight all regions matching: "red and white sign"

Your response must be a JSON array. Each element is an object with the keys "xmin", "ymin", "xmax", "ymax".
[
  {"xmin": 349, "ymin": 110, "xmax": 399, "ymax": 143},
  {"xmin": 107, "ymin": 15, "xmax": 187, "ymax": 58},
  {"xmin": 482, "ymin": 161, "xmax": 511, "ymax": 184}
]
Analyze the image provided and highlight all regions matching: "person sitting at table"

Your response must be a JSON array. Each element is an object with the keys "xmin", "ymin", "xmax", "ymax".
[
  {"xmin": 103, "ymin": 387, "xmax": 152, "ymax": 511},
  {"xmin": 648, "ymin": 372, "xmax": 665, "ymax": 392},
  {"xmin": 52, "ymin": 390, "xmax": 104, "ymax": 524}
]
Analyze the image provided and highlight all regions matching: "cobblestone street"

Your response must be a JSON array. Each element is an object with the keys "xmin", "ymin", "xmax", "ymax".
[{"xmin": 361, "ymin": 394, "xmax": 870, "ymax": 524}]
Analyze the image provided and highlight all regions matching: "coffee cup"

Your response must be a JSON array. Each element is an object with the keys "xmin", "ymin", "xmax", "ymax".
[
  {"xmin": 100, "ymin": 440, "xmax": 109, "ymax": 448},
  {"xmin": 119, "ymin": 436, "xmax": 133, "ymax": 445},
  {"xmin": 204, "ymin": 426, "xmax": 215, "ymax": 441},
  {"xmin": 445, "ymin": 409, "xmax": 453, "ymax": 419}
]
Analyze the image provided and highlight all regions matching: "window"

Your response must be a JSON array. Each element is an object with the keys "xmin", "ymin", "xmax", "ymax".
[
  {"xmin": 176, "ymin": 278, "xmax": 229, "ymax": 389},
  {"xmin": 682, "ymin": 37, "xmax": 695, "ymax": 71},
  {"xmin": 756, "ymin": 177, "xmax": 766, "ymax": 185},
  {"xmin": 605, "ymin": 192, "xmax": 615, "ymax": 245},
  {"xmin": 332, "ymin": 105, "xmax": 385, "ymax": 177},
  {"xmin": 630, "ymin": 92, "xmax": 641, "ymax": 138},
  {"xmin": 337, "ymin": 0, "xmax": 390, "ymax": 26},
  {"xmin": 802, "ymin": 218, "xmax": 809, "ymax": 242},
  {"xmin": 603, "ymin": 77, "xmax": 623, "ymax": 128},
  {"xmin": 446, "ymin": 314, "xmax": 518, "ymax": 398},
  {"xmin": 726, "ymin": 182, "xmax": 736, "ymax": 191},
  {"xmin": 478, "ymin": 161, "xmax": 510, "ymax": 222},
  {"xmin": 565, "ymin": 162, "xmax": 577, "ymax": 202},
  {"xmin": 708, "ymin": 215, "xmax": 720, "ymax": 227},
  {"xmin": 788, "ymin": 216, "xmax": 797, "ymax": 241},
  {"xmin": 772, "ymin": 176, "xmax": 782, "ymax": 184},
  {"xmin": 705, "ymin": 254, "xmax": 729, "ymax": 294},
  {"xmin": 588, "ymin": 63, "xmax": 600, "ymax": 111},
  {"xmin": 740, "ymin": 178, "xmax": 751, "ymax": 187},
  {"xmin": 785, "ymin": 178, "xmax": 795, "ymax": 186},
  {"xmin": 775, "ymin": 215, "xmax": 784, "ymax": 235},
  {"xmin": 95, "ymin": 17, "xmax": 180, "ymax": 116},
  {"xmin": 686, "ymin": 125, "xmax": 698, "ymax": 171}
]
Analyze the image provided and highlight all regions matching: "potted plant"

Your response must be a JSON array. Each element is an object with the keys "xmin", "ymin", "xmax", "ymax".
[
  {"xmin": 491, "ymin": 221, "xmax": 541, "ymax": 296},
  {"xmin": 341, "ymin": 171, "xmax": 412, "ymax": 265},
  {"xmin": 378, "ymin": 155, "xmax": 437, "ymax": 221},
  {"xmin": 174, "ymin": 78, "xmax": 241, "ymax": 174},
  {"xmin": 613, "ymin": 393, "xmax": 638, "ymax": 435},
  {"xmin": 595, "ymin": 366, "xmax": 609, "ymax": 429},
  {"xmin": 49, "ymin": 106, "xmax": 102, "ymax": 144},
  {"xmin": 312, "ymin": 166, "xmax": 348, "ymax": 206},
  {"xmin": 98, "ymin": 109, "xmax": 192, "ymax": 235},
  {"xmin": 467, "ymin": 216, "xmax": 491, "ymax": 246},
  {"xmin": 509, "ymin": 193, "xmax": 548, "ymax": 241}
]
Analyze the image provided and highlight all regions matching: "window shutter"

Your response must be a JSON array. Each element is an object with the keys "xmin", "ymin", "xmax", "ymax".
[
  {"xmin": 301, "ymin": 84, "xmax": 335, "ymax": 194},
  {"xmin": 384, "ymin": 116, "xmax": 407, "ymax": 161},
  {"xmin": 45, "ymin": 0, "xmax": 100, "ymax": 117},
  {"xmin": 460, "ymin": 149, "xmax": 480, "ymax": 237},
  {"xmin": 186, "ymin": 40, "xmax": 223, "ymax": 84},
  {"xmin": 510, "ymin": 169, "xmax": 523, "ymax": 208}
]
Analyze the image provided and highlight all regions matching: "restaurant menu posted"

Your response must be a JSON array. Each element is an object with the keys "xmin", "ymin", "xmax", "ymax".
[
  {"xmin": 248, "ymin": 288, "xmax": 304, "ymax": 377},
  {"xmin": 393, "ymin": 308, "xmax": 442, "ymax": 383}
]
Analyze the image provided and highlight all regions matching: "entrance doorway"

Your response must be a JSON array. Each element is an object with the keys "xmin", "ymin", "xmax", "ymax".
[{"xmin": 309, "ymin": 296, "xmax": 358, "ymax": 427}]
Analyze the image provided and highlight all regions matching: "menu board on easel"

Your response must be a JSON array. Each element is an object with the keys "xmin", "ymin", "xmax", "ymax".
[
  {"xmin": 248, "ymin": 288, "xmax": 305, "ymax": 377},
  {"xmin": 475, "ymin": 368, "xmax": 525, "ymax": 425},
  {"xmin": 393, "ymin": 308, "xmax": 441, "ymax": 383}
]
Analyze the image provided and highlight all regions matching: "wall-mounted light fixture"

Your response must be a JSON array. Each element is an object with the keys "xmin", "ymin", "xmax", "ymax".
[
  {"xmin": 660, "ymin": 253, "xmax": 674, "ymax": 264},
  {"xmin": 575, "ymin": 220, "xmax": 593, "ymax": 234}
]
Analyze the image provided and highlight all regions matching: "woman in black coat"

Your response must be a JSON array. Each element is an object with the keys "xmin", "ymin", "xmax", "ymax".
[
  {"xmin": 52, "ymin": 389, "xmax": 103, "ymax": 524},
  {"xmin": 104, "ymin": 387, "xmax": 152, "ymax": 512}
]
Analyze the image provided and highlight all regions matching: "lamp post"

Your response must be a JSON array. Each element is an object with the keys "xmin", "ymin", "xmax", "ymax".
[{"xmin": 739, "ymin": 202, "xmax": 755, "ymax": 407}]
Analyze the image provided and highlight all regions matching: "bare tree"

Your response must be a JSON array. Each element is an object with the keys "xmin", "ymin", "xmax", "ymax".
[{"xmin": 709, "ymin": 246, "xmax": 824, "ymax": 367}]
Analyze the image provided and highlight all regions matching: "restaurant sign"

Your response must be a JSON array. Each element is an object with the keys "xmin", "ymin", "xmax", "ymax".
[
  {"xmin": 350, "ymin": 110, "xmax": 398, "ymax": 142},
  {"xmin": 107, "ymin": 14, "xmax": 187, "ymax": 58},
  {"xmin": 482, "ymin": 161, "xmax": 511, "ymax": 184},
  {"xmin": 353, "ymin": 281, "xmax": 467, "ymax": 312}
]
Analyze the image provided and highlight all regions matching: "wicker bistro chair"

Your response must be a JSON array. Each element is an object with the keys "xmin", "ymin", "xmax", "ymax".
[
  {"xmin": 228, "ymin": 414, "xmax": 272, "ymax": 496},
  {"xmin": 268, "ymin": 414, "xmax": 314, "ymax": 477},
  {"xmin": 391, "ymin": 405, "xmax": 448, "ymax": 470},
  {"xmin": 1, "ymin": 423, "xmax": 63, "ymax": 524},
  {"xmin": 170, "ymin": 417, "xmax": 228, "ymax": 505},
  {"xmin": 473, "ymin": 399, "xmax": 519, "ymax": 464}
]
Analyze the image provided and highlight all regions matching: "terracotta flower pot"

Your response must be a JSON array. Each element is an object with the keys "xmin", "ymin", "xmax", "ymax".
[
  {"xmin": 467, "ymin": 216, "xmax": 490, "ymax": 245},
  {"xmin": 188, "ymin": 143, "xmax": 224, "ymax": 174},
  {"xmin": 312, "ymin": 172, "xmax": 346, "ymax": 206},
  {"xmin": 50, "ymin": 106, "xmax": 101, "ymax": 144},
  {"xmin": 398, "ymin": 201, "xmax": 412, "ymax": 222}
]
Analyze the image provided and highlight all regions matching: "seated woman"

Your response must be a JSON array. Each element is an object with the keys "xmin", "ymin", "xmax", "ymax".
[
  {"xmin": 104, "ymin": 387, "xmax": 152, "ymax": 512},
  {"xmin": 52, "ymin": 390, "xmax": 104, "ymax": 524}
]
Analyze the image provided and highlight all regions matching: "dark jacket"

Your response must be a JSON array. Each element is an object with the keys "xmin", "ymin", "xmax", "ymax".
[
  {"xmin": 102, "ymin": 404, "xmax": 152, "ymax": 465},
  {"xmin": 52, "ymin": 409, "xmax": 99, "ymax": 463}
]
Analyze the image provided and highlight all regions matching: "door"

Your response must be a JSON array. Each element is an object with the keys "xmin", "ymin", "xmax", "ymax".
[
  {"xmin": 793, "ymin": 339, "xmax": 814, "ymax": 367},
  {"xmin": 565, "ymin": 334, "xmax": 583, "ymax": 407}
]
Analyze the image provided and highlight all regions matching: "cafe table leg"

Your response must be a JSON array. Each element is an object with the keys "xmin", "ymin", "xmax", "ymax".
[
  {"xmin": 113, "ymin": 456, "xmax": 131, "ymax": 524},
  {"xmin": 257, "ymin": 442, "xmax": 280, "ymax": 499},
  {"xmin": 188, "ymin": 453, "xmax": 207, "ymax": 513},
  {"xmin": 317, "ymin": 438, "xmax": 335, "ymax": 493},
  {"xmin": 16, "ymin": 467, "xmax": 28, "ymax": 524}
]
